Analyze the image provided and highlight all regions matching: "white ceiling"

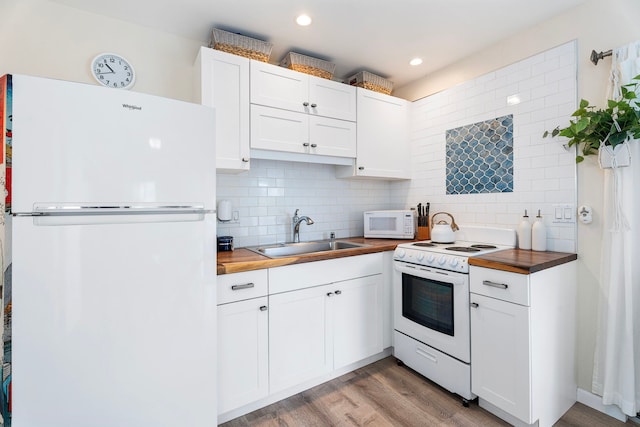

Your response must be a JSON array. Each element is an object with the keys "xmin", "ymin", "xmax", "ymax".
[{"xmin": 50, "ymin": 0, "xmax": 588, "ymax": 89}]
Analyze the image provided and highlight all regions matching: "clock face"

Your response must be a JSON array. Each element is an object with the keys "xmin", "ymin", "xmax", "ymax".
[{"xmin": 91, "ymin": 53, "xmax": 135, "ymax": 89}]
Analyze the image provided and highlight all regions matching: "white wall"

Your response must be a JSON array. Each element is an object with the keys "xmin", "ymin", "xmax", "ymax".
[
  {"xmin": 396, "ymin": 0, "xmax": 640, "ymax": 394},
  {"xmin": 0, "ymin": 0, "xmax": 202, "ymax": 102},
  {"xmin": 394, "ymin": 42, "xmax": 577, "ymax": 252}
]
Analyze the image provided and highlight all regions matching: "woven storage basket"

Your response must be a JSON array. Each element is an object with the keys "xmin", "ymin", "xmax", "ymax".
[
  {"xmin": 280, "ymin": 52, "xmax": 336, "ymax": 80},
  {"xmin": 347, "ymin": 71, "xmax": 393, "ymax": 95},
  {"xmin": 209, "ymin": 28, "xmax": 273, "ymax": 62}
]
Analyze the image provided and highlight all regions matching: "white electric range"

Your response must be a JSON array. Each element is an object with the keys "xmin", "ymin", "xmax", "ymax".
[{"xmin": 392, "ymin": 226, "xmax": 515, "ymax": 405}]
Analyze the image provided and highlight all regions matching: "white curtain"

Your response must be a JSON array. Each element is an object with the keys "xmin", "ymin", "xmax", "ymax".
[{"xmin": 592, "ymin": 40, "xmax": 640, "ymax": 417}]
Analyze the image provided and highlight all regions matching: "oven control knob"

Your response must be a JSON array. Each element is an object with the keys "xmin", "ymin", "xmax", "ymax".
[
  {"xmin": 416, "ymin": 252, "xmax": 425, "ymax": 262},
  {"xmin": 449, "ymin": 258, "xmax": 459, "ymax": 267},
  {"xmin": 438, "ymin": 255, "xmax": 447, "ymax": 265},
  {"xmin": 426, "ymin": 254, "xmax": 435, "ymax": 263},
  {"xmin": 395, "ymin": 249, "xmax": 406, "ymax": 259}
]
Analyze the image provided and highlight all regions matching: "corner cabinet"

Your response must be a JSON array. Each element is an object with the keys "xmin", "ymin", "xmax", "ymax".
[
  {"xmin": 336, "ymin": 88, "xmax": 410, "ymax": 180},
  {"xmin": 194, "ymin": 47, "xmax": 250, "ymax": 173},
  {"xmin": 249, "ymin": 61, "xmax": 357, "ymax": 160},
  {"xmin": 469, "ymin": 262, "xmax": 577, "ymax": 427}
]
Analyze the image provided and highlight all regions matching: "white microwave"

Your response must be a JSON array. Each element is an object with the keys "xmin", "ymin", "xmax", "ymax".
[{"xmin": 364, "ymin": 210, "xmax": 416, "ymax": 239}]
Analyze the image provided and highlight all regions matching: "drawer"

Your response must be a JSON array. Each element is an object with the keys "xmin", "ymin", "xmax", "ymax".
[
  {"xmin": 217, "ymin": 269, "xmax": 268, "ymax": 305},
  {"xmin": 470, "ymin": 266, "xmax": 530, "ymax": 306}
]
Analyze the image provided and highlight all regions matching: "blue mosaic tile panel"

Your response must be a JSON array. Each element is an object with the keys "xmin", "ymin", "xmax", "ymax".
[{"xmin": 445, "ymin": 115, "xmax": 513, "ymax": 195}]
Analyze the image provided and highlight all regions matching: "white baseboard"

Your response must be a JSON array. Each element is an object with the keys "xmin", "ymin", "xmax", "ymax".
[{"xmin": 576, "ymin": 388, "xmax": 627, "ymax": 422}]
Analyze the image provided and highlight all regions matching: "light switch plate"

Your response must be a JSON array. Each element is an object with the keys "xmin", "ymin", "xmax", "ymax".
[{"xmin": 552, "ymin": 204, "xmax": 575, "ymax": 223}]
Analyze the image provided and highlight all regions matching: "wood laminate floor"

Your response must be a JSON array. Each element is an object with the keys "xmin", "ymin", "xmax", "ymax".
[{"xmin": 222, "ymin": 357, "xmax": 637, "ymax": 427}]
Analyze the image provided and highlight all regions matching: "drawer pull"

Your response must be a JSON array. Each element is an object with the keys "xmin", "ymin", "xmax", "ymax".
[
  {"xmin": 470, "ymin": 302, "xmax": 479, "ymax": 308},
  {"xmin": 231, "ymin": 283, "xmax": 255, "ymax": 290},
  {"xmin": 482, "ymin": 280, "xmax": 508, "ymax": 289},
  {"xmin": 303, "ymin": 102, "xmax": 309, "ymax": 107},
  {"xmin": 335, "ymin": 290, "xmax": 342, "ymax": 295},
  {"xmin": 310, "ymin": 143, "xmax": 317, "ymax": 148},
  {"xmin": 259, "ymin": 306, "xmax": 268, "ymax": 312},
  {"xmin": 310, "ymin": 103, "xmax": 317, "ymax": 108}
]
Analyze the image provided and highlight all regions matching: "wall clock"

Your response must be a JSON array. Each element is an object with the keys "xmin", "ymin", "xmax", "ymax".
[{"xmin": 91, "ymin": 53, "xmax": 136, "ymax": 89}]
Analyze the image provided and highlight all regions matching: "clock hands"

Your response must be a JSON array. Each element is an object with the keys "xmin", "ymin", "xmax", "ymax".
[{"xmin": 96, "ymin": 63, "xmax": 116, "ymax": 75}]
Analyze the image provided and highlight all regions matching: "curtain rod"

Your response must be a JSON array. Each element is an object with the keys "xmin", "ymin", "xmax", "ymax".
[{"xmin": 590, "ymin": 49, "xmax": 612, "ymax": 65}]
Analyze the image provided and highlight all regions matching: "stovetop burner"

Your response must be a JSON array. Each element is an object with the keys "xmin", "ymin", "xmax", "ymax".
[
  {"xmin": 470, "ymin": 244, "xmax": 497, "ymax": 249},
  {"xmin": 412, "ymin": 242, "xmax": 437, "ymax": 247},
  {"xmin": 445, "ymin": 246, "xmax": 482, "ymax": 253}
]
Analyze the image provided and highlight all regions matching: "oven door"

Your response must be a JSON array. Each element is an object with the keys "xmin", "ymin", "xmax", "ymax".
[{"xmin": 393, "ymin": 261, "xmax": 470, "ymax": 363}]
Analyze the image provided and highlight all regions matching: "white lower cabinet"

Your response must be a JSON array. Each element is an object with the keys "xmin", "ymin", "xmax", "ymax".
[
  {"xmin": 217, "ymin": 270, "xmax": 269, "ymax": 415},
  {"xmin": 269, "ymin": 257, "xmax": 383, "ymax": 394},
  {"xmin": 268, "ymin": 284, "xmax": 333, "ymax": 393},
  {"xmin": 217, "ymin": 297, "xmax": 269, "ymax": 414},
  {"xmin": 470, "ymin": 262, "xmax": 577, "ymax": 427},
  {"xmin": 217, "ymin": 253, "xmax": 388, "ymax": 423},
  {"xmin": 470, "ymin": 293, "xmax": 531, "ymax": 422}
]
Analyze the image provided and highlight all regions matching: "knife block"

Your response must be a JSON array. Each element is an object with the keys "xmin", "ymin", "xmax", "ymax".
[{"xmin": 417, "ymin": 226, "xmax": 430, "ymax": 240}]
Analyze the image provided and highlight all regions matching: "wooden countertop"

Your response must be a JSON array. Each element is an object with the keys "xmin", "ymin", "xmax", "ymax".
[
  {"xmin": 217, "ymin": 237, "xmax": 412, "ymax": 275},
  {"xmin": 468, "ymin": 249, "xmax": 577, "ymax": 274}
]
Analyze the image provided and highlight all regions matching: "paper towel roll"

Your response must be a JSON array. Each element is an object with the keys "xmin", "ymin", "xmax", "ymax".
[{"xmin": 217, "ymin": 200, "xmax": 232, "ymax": 221}]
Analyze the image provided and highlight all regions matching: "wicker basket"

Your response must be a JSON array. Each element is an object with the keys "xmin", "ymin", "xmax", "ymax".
[
  {"xmin": 209, "ymin": 28, "xmax": 273, "ymax": 62},
  {"xmin": 347, "ymin": 71, "xmax": 393, "ymax": 95},
  {"xmin": 280, "ymin": 52, "xmax": 335, "ymax": 80}
]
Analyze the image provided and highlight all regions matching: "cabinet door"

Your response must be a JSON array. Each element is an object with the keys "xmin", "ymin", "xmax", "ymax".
[
  {"xmin": 470, "ymin": 293, "xmax": 532, "ymax": 423},
  {"xmin": 354, "ymin": 88, "xmax": 410, "ymax": 179},
  {"xmin": 269, "ymin": 285, "xmax": 333, "ymax": 394},
  {"xmin": 308, "ymin": 76, "xmax": 356, "ymax": 121},
  {"xmin": 250, "ymin": 105, "xmax": 309, "ymax": 153},
  {"xmin": 195, "ymin": 47, "xmax": 250, "ymax": 173},
  {"xmin": 250, "ymin": 61, "xmax": 308, "ymax": 113},
  {"xmin": 331, "ymin": 275, "xmax": 383, "ymax": 369},
  {"xmin": 309, "ymin": 116, "xmax": 356, "ymax": 158},
  {"xmin": 217, "ymin": 297, "xmax": 269, "ymax": 415}
]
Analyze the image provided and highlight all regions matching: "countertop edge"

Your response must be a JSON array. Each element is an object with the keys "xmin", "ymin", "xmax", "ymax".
[
  {"xmin": 468, "ymin": 249, "xmax": 577, "ymax": 274},
  {"xmin": 217, "ymin": 238, "xmax": 410, "ymax": 275}
]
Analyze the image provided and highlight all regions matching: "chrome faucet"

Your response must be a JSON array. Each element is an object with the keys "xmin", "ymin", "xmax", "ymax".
[{"xmin": 292, "ymin": 209, "xmax": 314, "ymax": 242}]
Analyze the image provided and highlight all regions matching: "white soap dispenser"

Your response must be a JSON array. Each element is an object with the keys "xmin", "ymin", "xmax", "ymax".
[
  {"xmin": 532, "ymin": 209, "xmax": 547, "ymax": 251},
  {"xmin": 517, "ymin": 210, "xmax": 532, "ymax": 250}
]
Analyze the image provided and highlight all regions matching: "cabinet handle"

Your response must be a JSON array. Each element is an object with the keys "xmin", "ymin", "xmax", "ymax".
[
  {"xmin": 470, "ymin": 302, "xmax": 479, "ymax": 308},
  {"xmin": 303, "ymin": 102, "xmax": 310, "ymax": 107},
  {"xmin": 259, "ymin": 306, "xmax": 268, "ymax": 312},
  {"xmin": 358, "ymin": 166, "xmax": 365, "ymax": 171},
  {"xmin": 335, "ymin": 290, "xmax": 342, "ymax": 295},
  {"xmin": 326, "ymin": 292, "xmax": 334, "ymax": 297},
  {"xmin": 310, "ymin": 143, "xmax": 317, "ymax": 148},
  {"xmin": 231, "ymin": 283, "xmax": 255, "ymax": 290},
  {"xmin": 303, "ymin": 142, "xmax": 310, "ymax": 147},
  {"xmin": 310, "ymin": 103, "xmax": 317, "ymax": 108},
  {"xmin": 241, "ymin": 157, "xmax": 249, "ymax": 163},
  {"xmin": 482, "ymin": 280, "xmax": 509, "ymax": 289}
]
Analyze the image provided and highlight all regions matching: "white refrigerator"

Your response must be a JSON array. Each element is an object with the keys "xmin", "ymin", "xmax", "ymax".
[{"xmin": 3, "ymin": 75, "xmax": 217, "ymax": 426}]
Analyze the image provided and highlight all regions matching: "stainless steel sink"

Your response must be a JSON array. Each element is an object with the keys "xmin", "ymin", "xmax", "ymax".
[{"xmin": 246, "ymin": 240, "xmax": 370, "ymax": 258}]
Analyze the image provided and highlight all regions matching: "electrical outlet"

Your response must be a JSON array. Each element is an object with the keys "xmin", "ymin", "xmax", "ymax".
[{"xmin": 552, "ymin": 204, "xmax": 575, "ymax": 223}]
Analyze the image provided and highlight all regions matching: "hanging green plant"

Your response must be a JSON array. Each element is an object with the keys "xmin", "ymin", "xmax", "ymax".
[{"xmin": 543, "ymin": 74, "xmax": 640, "ymax": 163}]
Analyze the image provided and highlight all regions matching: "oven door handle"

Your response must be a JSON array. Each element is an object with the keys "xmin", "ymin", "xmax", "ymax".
[{"xmin": 482, "ymin": 280, "xmax": 508, "ymax": 289}]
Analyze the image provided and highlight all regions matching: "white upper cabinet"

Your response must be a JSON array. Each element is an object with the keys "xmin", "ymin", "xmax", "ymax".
[
  {"xmin": 194, "ymin": 47, "xmax": 250, "ymax": 173},
  {"xmin": 250, "ymin": 61, "xmax": 356, "ymax": 121},
  {"xmin": 337, "ymin": 88, "xmax": 411, "ymax": 180}
]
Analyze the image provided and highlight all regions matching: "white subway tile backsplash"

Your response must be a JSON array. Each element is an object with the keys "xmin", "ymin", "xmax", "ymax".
[{"xmin": 403, "ymin": 40, "xmax": 577, "ymax": 252}]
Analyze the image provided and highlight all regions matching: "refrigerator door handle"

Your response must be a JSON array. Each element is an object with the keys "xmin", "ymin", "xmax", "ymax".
[{"xmin": 22, "ymin": 205, "xmax": 212, "ymax": 217}]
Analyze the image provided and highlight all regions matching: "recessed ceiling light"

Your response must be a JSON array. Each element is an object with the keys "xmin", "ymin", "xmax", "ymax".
[
  {"xmin": 296, "ymin": 14, "xmax": 312, "ymax": 26},
  {"xmin": 409, "ymin": 58, "xmax": 423, "ymax": 66}
]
